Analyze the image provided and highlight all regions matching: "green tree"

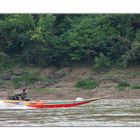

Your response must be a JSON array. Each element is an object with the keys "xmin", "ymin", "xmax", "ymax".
[
  {"xmin": 121, "ymin": 30, "xmax": 140, "ymax": 67},
  {"xmin": 0, "ymin": 14, "xmax": 34, "ymax": 56}
]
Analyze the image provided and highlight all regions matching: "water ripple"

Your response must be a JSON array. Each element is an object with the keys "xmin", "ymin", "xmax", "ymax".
[{"xmin": 0, "ymin": 99, "xmax": 140, "ymax": 126}]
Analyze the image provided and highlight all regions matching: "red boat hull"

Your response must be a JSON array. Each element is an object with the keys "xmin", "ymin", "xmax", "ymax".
[
  {"xmin": 1, "ymin": 96, "xmax": 107, "ymax": 109},
  {"xmin": 27, "ymin": 99, "xmax": 99, "ymax": 108}
]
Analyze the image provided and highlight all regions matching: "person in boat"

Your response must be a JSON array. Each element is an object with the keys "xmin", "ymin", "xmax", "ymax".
[
  {"xmin": 20, "ymin": 89, "xmax": 27, "ymax": 100},
  {"xmin": 8, "ymin": 89, "xmax": 30, "ymax": 101}
]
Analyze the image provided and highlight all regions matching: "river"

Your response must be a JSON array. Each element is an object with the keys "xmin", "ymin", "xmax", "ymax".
[{"xmin": 0, "ymin": 99, "xmax": 140, "ymax": 126}]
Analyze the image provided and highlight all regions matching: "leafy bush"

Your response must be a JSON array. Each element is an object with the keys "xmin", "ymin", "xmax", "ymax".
[
  {"xmin": 116, "ymin": 86, "xmax": 126, "ymax": 91},
  {"xmin": 76, "ymin": 79, "xmax": 99, "ymax": 89},
  {"xmin": 13, "ymin": 81, "xmax": 25, "ymax": 89},
  {"xmin": 39, "ymin": 77, "xmax": 57, "ymax": 87},
  {"xmin": 93, "ymin": 53, "xmax": 111, "ymax": 72},
  {"xmin": 0, "ymin": 80, "xmax": 4, "ymax": 87},
  {"xmin": 116, "ymin": 80, "xmax": 130, "ymax": 91},
  {"xmin": 12, "ymin": 72, "xmax": 41, "ymax": 89},
  {"xmin": 131, "ymin": 84, "xmax": 140, "ymax": 89},
  {"xmin": 24, "ymin": 73, "xmax": 41, "ymax": 84},
  {"xmin": 118, "ymin": 80, "xmax": 130, "ymax": 87}
]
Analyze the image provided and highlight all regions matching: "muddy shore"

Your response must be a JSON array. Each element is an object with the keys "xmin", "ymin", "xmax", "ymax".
[{"xmin": 0, "ymin": 66, "xmax": 139, "ymax": 100}]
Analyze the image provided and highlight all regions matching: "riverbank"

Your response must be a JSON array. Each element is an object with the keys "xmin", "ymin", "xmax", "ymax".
[{"xmin": 0, "ymin": 66, "xmax": 140, "ymax": 100}]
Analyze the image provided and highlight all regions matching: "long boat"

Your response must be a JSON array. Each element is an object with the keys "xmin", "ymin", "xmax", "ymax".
[{"xmin": 0, "ymin": 96, "xmax": 108, "ymax": 109}]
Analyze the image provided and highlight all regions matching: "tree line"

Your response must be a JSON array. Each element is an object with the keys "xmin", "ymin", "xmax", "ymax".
[{"xmin": 0, "ymin": 14, "xmax": 140, "ymax": 69}]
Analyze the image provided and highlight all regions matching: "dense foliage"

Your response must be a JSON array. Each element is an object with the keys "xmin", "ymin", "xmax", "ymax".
[
  {"xmin": 0, "ymin": 14, "xmax": 140, "ymax": 68},
  {"xmin": 76, "ymin": 79, "xmax": 99, "ymax": 89}
]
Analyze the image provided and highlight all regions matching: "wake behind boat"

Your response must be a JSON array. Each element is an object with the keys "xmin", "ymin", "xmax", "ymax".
[{"xmin": 0, "ymin": 96, "xmax": 107, "ymax": 109}]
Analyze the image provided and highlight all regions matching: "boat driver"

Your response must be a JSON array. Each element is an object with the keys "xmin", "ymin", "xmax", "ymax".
[{"xmin": 8, "ymin": 89, "xmax": 29, "ymax": 101}]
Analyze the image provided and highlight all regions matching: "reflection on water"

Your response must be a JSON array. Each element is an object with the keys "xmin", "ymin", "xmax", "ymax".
[{"xmin": 0, "ymin": 99, "xmax": 140, "ymax": 126}]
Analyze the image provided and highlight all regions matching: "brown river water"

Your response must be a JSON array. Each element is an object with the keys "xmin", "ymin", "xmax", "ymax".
[{"xmin": 0, "ymin": 99, "xmax": 140, "ymax": 127}]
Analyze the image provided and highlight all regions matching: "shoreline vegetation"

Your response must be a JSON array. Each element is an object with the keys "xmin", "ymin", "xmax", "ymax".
[
  {"xmin": 0, "ymin": 66, "xmax": 140, "ymax": 100},
  {"xmin": 0, "ymin": 14, "xmax": 140, "ymax": 100}
]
